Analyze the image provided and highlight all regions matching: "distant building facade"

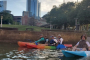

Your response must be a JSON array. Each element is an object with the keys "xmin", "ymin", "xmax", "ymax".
[
  {"xmin": 38, "ymin": 2, "xmax": 41, "ymax": 19},
  {"xmin": 0, "ymin": 1, "xmax": 7, "ymax": 12},
  {"xmin": 21, "ymin": 11, "xmax": 47, "ymax": 26},
  {"xmin": 13, "ymin": 16, "xmax": 22, "ymax": 25},
  {"xmin": 22, "ymin": 11, "xmax": 29, "ymax": 25},
  {"xmin": 27, "ymin": 0, "xmax": 41, "ymax": 19}
]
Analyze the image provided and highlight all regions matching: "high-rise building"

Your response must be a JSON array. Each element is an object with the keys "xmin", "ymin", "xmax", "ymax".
[
  {"xmin": 0, "ymin": 1, "xmax": 7, "ymax": 12},
  {"xmin": 37, "ymin": 1, "xmax": 41, "ymax": 20},
  {"xmin": 27, "ymin": 0, "xmax": 41, "ymax": 19}
]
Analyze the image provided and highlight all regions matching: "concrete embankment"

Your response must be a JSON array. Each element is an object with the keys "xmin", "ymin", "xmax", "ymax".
[{"xmin": 0, "ymin": 30, "xmax": 84, "ymax": 45}]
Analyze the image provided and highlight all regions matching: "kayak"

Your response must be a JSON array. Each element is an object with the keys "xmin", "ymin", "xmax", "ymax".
[
  {"xmin": 18, "ymin": 41, "xmax": 31, "ymax": 47},
  {"xmin": 18, "ymin": 41, "xmax": 47, "ymax": 47},
  {"xmin": 62, "ymin": 50, "xmax": 90, "ymax": 57},
  {"xmin": 26, "ymin": 43, "xmax": 56, "ymax": 49},
  {"xmin": 18, "ymin": 41, "xmax": 56, "ymax": 49},
  {"xmin": 18, "ymin": 41, "xmax": 72, "ymax": 47},
  {"xmin": 64, "ymin": 44, "xmax": 72, "ymax": 48},
  {"xmin": 18, "ymin": 41, "xmax": 72, "ymax": 50}
]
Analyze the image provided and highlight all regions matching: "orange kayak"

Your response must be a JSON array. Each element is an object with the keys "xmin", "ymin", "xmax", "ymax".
[
  {"xmin": 18, "ymin": 41, "xmax": 48, "ymax": 47},
  {"xmin": 18, "ymin": 41, "xmax": 29, "ymax": 47},
  {"xmin": 18, "ymin": 41, "xmax": 56, "ymax": 49},
  {"xmin": 18, "ymin": 41, "xmax": 72, "ymax": 49},
  {"xmin": 18, "ymin": 41, "xmax": 47, "ymax": 49}
]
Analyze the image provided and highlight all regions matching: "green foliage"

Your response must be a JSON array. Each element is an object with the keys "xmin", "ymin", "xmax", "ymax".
[
  {"xmin": 77, "ymin": 0, "xmax": 90, "ymax": 25},
  {"xmin": 43, "ymin": 0, "xmax": 90, "ymax": 29},
  {"xmin": 0, "ymin": 11, "xmax": 13, "ymax": 24},
  {"xmin": 43, "ymin": 2, "xmax": 75, "ymax": 29}
]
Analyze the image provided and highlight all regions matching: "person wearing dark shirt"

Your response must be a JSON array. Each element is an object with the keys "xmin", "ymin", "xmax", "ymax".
[{"xmin": 49, "ymin": 35, "xmax": 56, "ymax": 46}]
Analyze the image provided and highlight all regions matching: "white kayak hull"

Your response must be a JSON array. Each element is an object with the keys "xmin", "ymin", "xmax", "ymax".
[{"xmin": 62, "ymin": 50, "xmax": 90, "ymax": 57}]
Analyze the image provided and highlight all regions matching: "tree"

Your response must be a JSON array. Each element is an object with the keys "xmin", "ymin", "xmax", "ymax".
[
  {"xmin": 77, "ymin": 0, "xmax": 90, "ymax": 25},
  {"xmin": 43, "ymin": 0, "xmax": 90, "ymax": 30},
  {"xmin": 0, "ymin": 11, "xmax": 13, "ymax": 24},
  {"xmin": 43, "ymin": 2, "xmax": 75, "ymax": 29}
]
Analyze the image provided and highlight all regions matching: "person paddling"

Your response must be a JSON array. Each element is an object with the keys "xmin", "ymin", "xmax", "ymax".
[
  {"xmin": 57, "ymin": 34, "xmax": 63, "ymax": 44},
  {"xmin": 35, "ymin": 34, "xmax": 45, "ymax": 45},
  {"xmin": 44, "ymin": 35, "xmax": 49, "ymax": 44},
  {"xmin": 48, "ymin": 35, "xmax": 56, "ymax": 46},
  {"xmin": 72, "ymin": 35, "xmax": 90, "ymax": 51},
  {"xmin": 54, "ymin": 37, "xmax": 58, "ymax": 43}
]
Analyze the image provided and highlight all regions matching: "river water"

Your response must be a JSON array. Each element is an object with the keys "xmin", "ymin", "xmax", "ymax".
[{"xmin": 0, "ymin": 43, "xmax": 90, "ymax": 60}]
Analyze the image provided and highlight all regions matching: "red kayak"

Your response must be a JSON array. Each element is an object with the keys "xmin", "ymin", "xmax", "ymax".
[{"xmin": 64, "ymin": 44, "xmax": 72, "ymax": 48}]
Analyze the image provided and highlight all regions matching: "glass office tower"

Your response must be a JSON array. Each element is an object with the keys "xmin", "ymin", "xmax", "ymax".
[
  {"xmin": 27, "ymin": 0, "xmax": 41, "ymax": 19},
  {"xmin": 38, "ymin": 2, "xmax": 41, "ymax": 19},
  {"xmin": 0, "ymin": 1, "xmax": 7, "ymax": 12}
]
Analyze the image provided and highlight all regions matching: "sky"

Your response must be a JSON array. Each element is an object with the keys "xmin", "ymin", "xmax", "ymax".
[{"xmin": 1, "ymin": 0, "xmax": 82, "ymax": 17}]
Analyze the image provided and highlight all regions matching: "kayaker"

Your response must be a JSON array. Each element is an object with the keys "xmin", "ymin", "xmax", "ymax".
[
  {"xmin": 48, "ymin": 35, "xmax": 56, "ymax": 46},
  {"xmin": 72, "ymin": 35, "xmax": 90, "ymax": 51},
  {"xmin": 57, "ymin": 34, "xmax": 63, "ymax": 44},
  {"xmin": 54, "ymin": 37, "xmax": 58, "ymax": 43},
  {"xmin": 44, "ymin": 35, "xmax": 49, "ymax": 44},
  {"xmin": 35, "ymin": 34, "xmax": 46, "ymax": 44}
]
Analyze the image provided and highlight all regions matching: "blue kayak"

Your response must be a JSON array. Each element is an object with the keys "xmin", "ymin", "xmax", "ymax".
[{"xmin": 62, "ymin": 50, "xmax": 88, "ymax": 57}]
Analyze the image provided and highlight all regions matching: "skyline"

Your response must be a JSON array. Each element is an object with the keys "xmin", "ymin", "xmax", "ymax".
[
  {"xmin": 1, "ymin": 0, "xmax": 82, "ymax": 17},
  {"xmin": 0, "ymin": 1, "xmax": 7, "ymax": 12}
]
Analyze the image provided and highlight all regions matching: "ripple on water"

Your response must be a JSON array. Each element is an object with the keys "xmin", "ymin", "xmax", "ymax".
[{"xmin": 0, "ymin": 48, "xmax": 89, "ymax": 60}]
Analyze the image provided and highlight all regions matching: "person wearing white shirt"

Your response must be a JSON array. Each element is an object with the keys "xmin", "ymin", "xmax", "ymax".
[
  {"xmin": 58, "ymin": 34, "xmax": 63, "ymax": 44},
  {"xmin": 54, "ymin": 37, "xmax": 58, "ymax": 43}
]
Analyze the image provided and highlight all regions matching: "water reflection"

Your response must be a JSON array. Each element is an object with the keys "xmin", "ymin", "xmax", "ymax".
[
  {"xmin": 18, "ymin": 47, "xmax": 63, "ymax": 60},
  {"xmin": 0, "ymin": 44, "xmax": 89, "ymax": 60}
]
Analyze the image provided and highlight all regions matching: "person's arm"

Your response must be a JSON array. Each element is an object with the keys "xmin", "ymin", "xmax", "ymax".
[
  {"xmin": 74, "ymin": 42, "xmax": 79, "ymax": 47},
  {"xmin": 35, "ymin": 38, "xmax": 44, "ymax": 43},
  {"xmin": 72, "ymin": 42, "xmax": 79, "ymax": 51}
]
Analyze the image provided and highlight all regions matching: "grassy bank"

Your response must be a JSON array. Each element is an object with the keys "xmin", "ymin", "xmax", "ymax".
[{"xmin": 2, "ymin": 24, "xmax": 49, "ymax": 31}]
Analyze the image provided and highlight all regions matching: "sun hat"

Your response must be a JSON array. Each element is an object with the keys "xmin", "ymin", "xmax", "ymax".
[{"xmin": 58, "ymin": 34, "xmax": 61, "ymax": 36}]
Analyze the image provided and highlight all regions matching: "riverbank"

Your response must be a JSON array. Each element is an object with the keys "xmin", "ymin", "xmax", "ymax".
[{"xmin": 0, "ymin": 30, "xmax": 84, "ymax": 45}]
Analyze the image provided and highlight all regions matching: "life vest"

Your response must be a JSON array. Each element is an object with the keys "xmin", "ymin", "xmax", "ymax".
[
  {"xmin": 77, "ymin": 40, "xmax": 88, "ymax": 48},
  {"xmin": 50, "ymin": 39, "xmax": 56, "ymax": 44}
]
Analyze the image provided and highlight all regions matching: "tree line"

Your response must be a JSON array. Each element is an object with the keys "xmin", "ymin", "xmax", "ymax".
[{"xmin": 43, "ymin": 0, "xmax": 90, "ymax": 30}]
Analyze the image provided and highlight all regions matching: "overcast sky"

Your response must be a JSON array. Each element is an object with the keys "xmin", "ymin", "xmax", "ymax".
[{"xmin": 1, "ymin": 0, "xmax": 82, "ymax": 17}]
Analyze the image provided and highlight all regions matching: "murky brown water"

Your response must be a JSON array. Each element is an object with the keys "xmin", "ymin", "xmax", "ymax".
[{"xmin": 0, "ymin": 43, "xmax": 90, "ymax": 60}]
